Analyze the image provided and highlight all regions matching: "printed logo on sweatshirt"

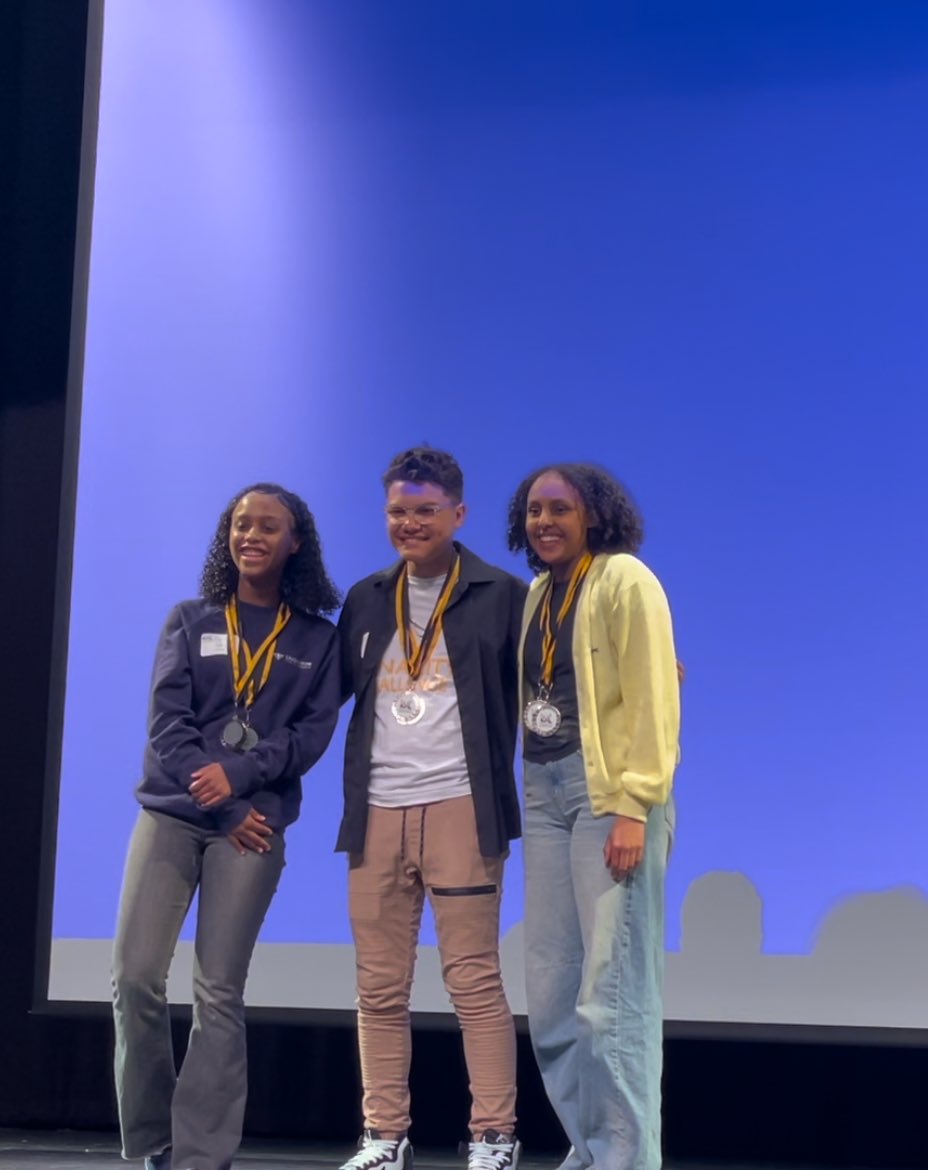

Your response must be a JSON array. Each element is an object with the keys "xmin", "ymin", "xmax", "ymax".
[{"xmin": 274, "ymin": 652, "xmax": 313, "ymax": 670}]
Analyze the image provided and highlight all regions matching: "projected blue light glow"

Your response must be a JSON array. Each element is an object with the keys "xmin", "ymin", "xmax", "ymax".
[{"xmin": 50, "ymin": 0, "xmax": 928, "ymax": 1024}]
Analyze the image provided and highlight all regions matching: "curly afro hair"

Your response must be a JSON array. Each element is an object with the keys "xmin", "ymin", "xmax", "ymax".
[
  {"xmin": 199, "ymin": 483, "xmax": 341, "ymax": 616},
  {"xmin": 507, "ymin": 462, "xmax": 644, "ymax": 574}
]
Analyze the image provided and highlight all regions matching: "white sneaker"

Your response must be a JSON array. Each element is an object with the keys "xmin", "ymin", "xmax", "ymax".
[
  {"xmin": 466, "ymin": 1130, "xmax": 521, "ymax": 1170},
  {"xmin": 340, "ymin": 1130, "xmax": 413, "ymax": 1170}
]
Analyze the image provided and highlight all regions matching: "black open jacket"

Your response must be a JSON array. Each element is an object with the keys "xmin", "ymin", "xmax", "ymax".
[{"xmin": 336, "ymin": 543, "xmax": 527, "ymax": 858}]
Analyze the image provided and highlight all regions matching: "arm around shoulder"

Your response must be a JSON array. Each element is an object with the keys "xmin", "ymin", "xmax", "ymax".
[{"xmin": 336, "ymin": 587, "xmax": 358, "ymax": 703}]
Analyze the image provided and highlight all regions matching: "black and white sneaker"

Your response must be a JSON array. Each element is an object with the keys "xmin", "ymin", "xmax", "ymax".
[
  {"xmin": 466, "ymin": 1130, "xmax": 521, "ymax": 1170},
  {"xmin": 143, "ymin": 1150, "xmax": 171, "ymax": 1170},
  {"xmin": 340, "ymin": 1129, "xmax": 413, "ymax": 1170}
]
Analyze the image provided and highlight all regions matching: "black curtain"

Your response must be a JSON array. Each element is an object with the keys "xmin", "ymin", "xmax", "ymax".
[{"xmin": 0, "ymin": 2, "xmax": 925, "ymax": 1165}]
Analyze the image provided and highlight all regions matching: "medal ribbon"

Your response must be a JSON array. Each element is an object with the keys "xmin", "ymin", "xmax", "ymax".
[
  {"xmin": 224, "ymin": 597, "xmax": 292, "ymax": 710},
  {"xmin": 537, "ymin": 553, "xmax": 594, "ymax": 694},
  {"xmin": 395, "ymin": 554, "xmax": 462, "ymax": 685}
]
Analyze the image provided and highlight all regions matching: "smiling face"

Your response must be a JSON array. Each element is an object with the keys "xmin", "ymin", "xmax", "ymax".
[
  {"xmin": 229, "ymin": 491, "xmax": 300, "ymax": 601},
  {"xmin": 525, "ymin": 471, "xmax": 592, "ymax": 580},
  {"xmin": 385, "ymin": 479, "xmax": 466, "ymax": 578}
]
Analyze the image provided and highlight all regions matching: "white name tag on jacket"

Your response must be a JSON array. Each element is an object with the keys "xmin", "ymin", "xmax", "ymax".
[{"xmin": 200, "ymin": 633, "xmax": 229, "ymax": 657}]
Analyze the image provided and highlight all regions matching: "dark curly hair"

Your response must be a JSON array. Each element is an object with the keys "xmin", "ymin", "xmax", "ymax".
[
  {"xmin": 507, "ymin": 463, "xmax": 644, "ymax": 574},
  {"xmin": 199, "ymin": 483, "xmax": 341, "ymax": 616},
  {"xmin": 382, "ymin": 445, "xmax": 464, "ymax": 502}
]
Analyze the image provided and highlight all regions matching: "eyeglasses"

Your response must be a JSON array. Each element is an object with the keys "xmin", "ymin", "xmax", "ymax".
[{"xmin": 385, "ymin": 504, "xmax": 452, "ymax": 523}]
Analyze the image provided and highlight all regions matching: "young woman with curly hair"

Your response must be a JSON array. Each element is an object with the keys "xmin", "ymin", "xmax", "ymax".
[
  {"xmin": 507, "ymin": 464, "xmax": 680, "ymax": 1170},
  {"xmin": 112, "ymin": 484, "xmax": 341, "ymax": 1170}
]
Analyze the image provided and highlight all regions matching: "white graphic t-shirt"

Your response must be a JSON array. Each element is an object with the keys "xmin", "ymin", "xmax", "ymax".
[{"xmin": 368, "ymin": 573, "xmax": 471, "ymax": 808}]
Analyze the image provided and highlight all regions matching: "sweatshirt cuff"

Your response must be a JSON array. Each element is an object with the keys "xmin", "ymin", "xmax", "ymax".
[{"xmin": 223, "ymin": 754, "xmax": 259, "ymax": 798}]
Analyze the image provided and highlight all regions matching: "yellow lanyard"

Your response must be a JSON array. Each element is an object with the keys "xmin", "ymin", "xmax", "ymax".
[
  {"xmin": 538, "ymin": 553, "xmax": 593, "ymax": 693},
  {"xmin": 223, "ymin": 597, "xmax": 291, "ymax": 710},
  {"xmin": 395, "ymin": 555, "xmax": 462, "ymax": 684}
]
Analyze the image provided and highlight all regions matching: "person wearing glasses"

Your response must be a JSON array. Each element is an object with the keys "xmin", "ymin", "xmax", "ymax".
[
  {"xmin": 506, "ymin": 463, "xmax": 680, "ymax": 1170},
  {"xmin": 336, "ymin": 447, "xmax": 526, "ymax": 1170}
]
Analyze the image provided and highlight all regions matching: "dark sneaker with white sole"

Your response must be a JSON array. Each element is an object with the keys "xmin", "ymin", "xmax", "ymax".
[{"xmin": 465, "ymin": 1130, "xmax": 521, "ymax": 1170}]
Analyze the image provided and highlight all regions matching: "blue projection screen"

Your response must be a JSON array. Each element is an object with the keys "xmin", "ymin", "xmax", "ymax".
[{"xmin": 48, "ymin": 0, "xmax": 928, "ymax": 1030}]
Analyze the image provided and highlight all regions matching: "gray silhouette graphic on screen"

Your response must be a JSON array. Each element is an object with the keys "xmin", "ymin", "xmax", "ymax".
[
  {"xmin": 664, "ymin": 871, "xmax": 928, "ymax": 1028},
  {"xmin": 48, "ymin": 871, "xmax": 928, "ymax": 1029}
]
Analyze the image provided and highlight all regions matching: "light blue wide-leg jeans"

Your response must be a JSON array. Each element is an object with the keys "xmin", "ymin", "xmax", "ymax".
[{"xmin": 523, "ymin": 750, "xmax": 673, "ymax": 1170}]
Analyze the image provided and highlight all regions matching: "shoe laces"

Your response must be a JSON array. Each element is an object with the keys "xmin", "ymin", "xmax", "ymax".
[
  {"xmin": 467, "ymin": 1131, "xmax": 517, "ymax": 1170},
  {"xmin": 343, "ymin": 1134, "xmax": 404, "ymax": 1170}
]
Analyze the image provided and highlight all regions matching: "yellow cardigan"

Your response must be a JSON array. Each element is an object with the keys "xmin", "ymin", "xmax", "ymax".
[{"xmin": 519, "ymin": 553, "xmax": 680, "ymax": 821}]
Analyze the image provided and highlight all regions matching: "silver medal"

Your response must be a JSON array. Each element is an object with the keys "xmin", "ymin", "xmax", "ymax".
[
  {"xmin": 221, "ymin": 716, "xmax": 258, "ymax": 752},
  {"xmin": 392, "ymin": 689, "xmax": 426, "ymax": 725},
  {"xmin": 523, "ymin": 697, "xmax": 562, "ymax": 737},
  {"xmin": 221, "ymin": 717, "xmax": 248, "ymax": 750}
]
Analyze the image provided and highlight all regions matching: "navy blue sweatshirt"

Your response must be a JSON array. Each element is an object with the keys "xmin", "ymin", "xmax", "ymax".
[{"xmin": 137, "ymin": 598, "xmax": 340, "ymax": 833}]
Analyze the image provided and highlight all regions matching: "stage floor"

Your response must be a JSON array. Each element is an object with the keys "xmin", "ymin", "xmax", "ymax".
[
  {"xmin": 0, "ymin": 1132, "xmax": 549, "ymax": 1170},
  {"xmin": 0, "ymin": 1131, "xmax": 915, "ymax": 1170}
]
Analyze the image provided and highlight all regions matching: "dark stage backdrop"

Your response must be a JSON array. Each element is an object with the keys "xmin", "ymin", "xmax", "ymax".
[
  {"xmin": 44, "ymin": 0, "xmax": 928, "ymax": 1037},
  {"xmin": 1, "ymin": 2, "xmax": 927, "ymax": 1167}
]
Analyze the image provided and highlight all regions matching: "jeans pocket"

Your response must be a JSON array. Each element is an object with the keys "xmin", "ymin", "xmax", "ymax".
[{"xmin": 560, "ymin": 751, "xmax": 591, "ymax": 817}]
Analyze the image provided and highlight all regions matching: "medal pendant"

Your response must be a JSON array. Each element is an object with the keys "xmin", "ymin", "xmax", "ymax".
[
  {"xmin": 241, "ymin": 725, "xmax": 259, "ymax": 752},
  {"xmin": 523, "ymin": 697, "xmax": 562, "ymax": 738},
  {"xmin": 392, "ymin": 689, "xmax": 426, "ymax": 725},
  {"xmin": 221, "ymin": 717, "xmax": 248, "ymax": 751}
]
